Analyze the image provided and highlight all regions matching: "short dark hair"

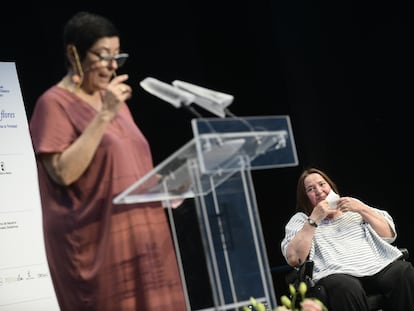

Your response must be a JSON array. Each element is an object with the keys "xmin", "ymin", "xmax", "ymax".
[{"xmin": 63, "ymin": 11, "xmax": 119, "ymax": 66}]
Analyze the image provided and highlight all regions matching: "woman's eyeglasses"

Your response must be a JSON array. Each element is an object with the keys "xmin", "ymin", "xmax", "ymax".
[{"xmin": 88, "ymin": 50, "xmax": 129, "ymax": 68}]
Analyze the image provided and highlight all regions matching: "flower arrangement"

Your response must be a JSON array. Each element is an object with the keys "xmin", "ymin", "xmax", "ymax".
[{"xmin": 243, "ymin": 282, "xmax": 328, "ymax": 311}]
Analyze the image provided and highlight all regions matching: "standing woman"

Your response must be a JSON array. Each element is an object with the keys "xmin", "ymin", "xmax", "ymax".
[{"xmin": 29, "ymin": 11, "xmax": 187, "ymax": 311}]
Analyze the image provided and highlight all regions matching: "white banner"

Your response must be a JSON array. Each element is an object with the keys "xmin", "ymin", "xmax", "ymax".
[{"xmin": 0, "ymin": 62, "xmax": 60, "ymax": 310}]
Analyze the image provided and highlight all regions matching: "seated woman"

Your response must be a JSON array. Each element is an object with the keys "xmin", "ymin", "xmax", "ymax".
[{"xmin": 281, "ymin": 167, "xmax": 414, "ymax": 311}]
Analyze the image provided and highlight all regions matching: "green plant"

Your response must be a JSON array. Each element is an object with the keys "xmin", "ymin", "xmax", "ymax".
[{"xmin": 243, "ymin": 282, "xmax": 328, "ymax": 311}]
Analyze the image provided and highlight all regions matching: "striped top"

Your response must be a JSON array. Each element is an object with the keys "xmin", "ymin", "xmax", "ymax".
[{"xmin": 281, "ymin": 201, "xmax": 403, "ymax": 281}]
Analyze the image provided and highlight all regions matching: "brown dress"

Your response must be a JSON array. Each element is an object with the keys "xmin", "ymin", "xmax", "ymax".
[{"xmin": 29, "ymin": 86, "xmax": 187, "ymax": 311}]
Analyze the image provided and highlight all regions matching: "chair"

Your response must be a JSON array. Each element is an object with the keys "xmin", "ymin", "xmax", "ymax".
[{"xmin": 285, "ymin": 248, "xmax": 409, "ymax": 311}]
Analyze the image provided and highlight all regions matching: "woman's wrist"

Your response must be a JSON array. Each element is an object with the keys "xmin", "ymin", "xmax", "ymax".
[{"xmin": 307, "ymin": 217, "xmax": 318, "ymax": 227}]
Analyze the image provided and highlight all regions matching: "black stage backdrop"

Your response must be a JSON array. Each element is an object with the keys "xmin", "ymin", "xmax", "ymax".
[{"xmin": 2, "ymin": 0, "xmax": 412, "ymax": 303}]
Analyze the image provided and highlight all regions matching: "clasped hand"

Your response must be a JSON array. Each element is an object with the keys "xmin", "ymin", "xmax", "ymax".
[{"xmin": 312, "ymin": 197, "xmax": 363, "ymax": 221}]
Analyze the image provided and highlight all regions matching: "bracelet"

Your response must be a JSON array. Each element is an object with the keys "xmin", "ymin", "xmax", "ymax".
[{"xmin": 307, "ymin": 217, "xmax": 318, "ymax": 228}]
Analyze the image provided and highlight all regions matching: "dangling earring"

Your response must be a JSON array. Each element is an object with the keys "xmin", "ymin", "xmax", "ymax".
[{"xmin": 70, "ymin": 45, "xmax": 84, "ymax": 88}]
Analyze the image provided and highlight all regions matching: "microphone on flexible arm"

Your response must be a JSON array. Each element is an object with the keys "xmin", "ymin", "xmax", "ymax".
[
  {"xmin": 139, "ymin": 77, "xmax": 225, "ymax": 157},
  {"xmin": 139, "ymin": 77, "xmax": 236, "ymax": 173},
  {"xmin": 140, "ymin": 77, "xmax": 261, "ymax": 141},
  {"xmin": 170, "ymin": 80, "xmax": 287, "ymax": 167},
  {"xmin": 139, "ymin": 77, "xmax": 203, "ymax": 118},
  {"xmin": 171, "ymin": 80, "xmax": 234, "ymax": 118},
  {"xmin": 139, "ymin": 77, "xmax": 284, "ymax": 171},
  {"xmin": 172, "ymin": 80, "xmax": 288, "ymax": 153},
  {"xmin": 172, "ymin": 79, "xmax": 258, "ymax": 133}
]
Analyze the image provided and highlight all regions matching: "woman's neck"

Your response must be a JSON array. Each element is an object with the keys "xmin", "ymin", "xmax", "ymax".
[{"xmin": 58, "ymin": 74, "xmax": 102, "ymax": 110}]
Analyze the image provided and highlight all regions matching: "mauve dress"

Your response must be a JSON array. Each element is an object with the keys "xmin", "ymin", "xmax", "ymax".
[{"xmin": 29, "ymin": 86, "xmax": 187, "ymax": 311}]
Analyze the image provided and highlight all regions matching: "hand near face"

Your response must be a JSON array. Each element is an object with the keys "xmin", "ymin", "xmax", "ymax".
[
  {"xmin": 311, "ymin": 199, "xmax": 338, "ymax": 222},
  {"xmin": 337, "ymin": 197, "xmax": 363, "ymax": 213},
  {"xmin": 101, "ymin": 74, "xmax": 132, "ymax": 118}
]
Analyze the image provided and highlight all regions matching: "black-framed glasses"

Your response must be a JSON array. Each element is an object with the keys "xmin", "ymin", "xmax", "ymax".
[{"xmin": 88, "ymin": 50, "xmax": 129, "ymax": 68}]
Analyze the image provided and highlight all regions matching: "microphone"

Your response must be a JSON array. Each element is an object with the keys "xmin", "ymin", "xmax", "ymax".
[
  {"xmin": 169, "ymin": 80, "xmax": 260, "ymax": 136},
  {"xmin": 170, "ymin": 80, "xmax": 286, "ymax": 153},
  {"xmin": 140, "ymin": 77, "xmax": 237, "ymax": 119},
  {"xmin": 140, "ymin": 77, "xmax": 255, "ymax": 139},
  {"xmin": 172, "ymin": 80, "xmax": 234, "ymax": 118},
  {"xmin": 140, "ymin": 77, "xmax": 194, "ymax": 108},
  {"xmin": 140, "ymin": 77, "xmax": 203, "ymax": 118},
  {"xmin": 139, "ymin": 78, "xmax": 285, "ymax": 169}
]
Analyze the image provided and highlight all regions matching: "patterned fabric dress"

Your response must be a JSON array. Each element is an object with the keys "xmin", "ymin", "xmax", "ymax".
[{"xmin": 29, "ymin": 86, "xmax": 187, "ymax": 311}]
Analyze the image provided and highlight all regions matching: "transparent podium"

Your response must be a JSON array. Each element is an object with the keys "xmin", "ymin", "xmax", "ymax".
[{"xmin": 113, "ymin": 115, "xmax": 298, "ymax": 310}]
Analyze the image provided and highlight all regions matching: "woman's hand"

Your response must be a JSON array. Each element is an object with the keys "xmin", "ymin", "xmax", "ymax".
[
  {"xmin": 101, "ymin": 74, "xmax": 132, "ymax": 119},
  {"xmin": 337, "ymin": 197, "xmax": 364, "ymax": 213},
  {"xmin": 310, "ymin": 200, "xmax": 337, "ymax": 223},
  {"xmin": 337, "ymin": 197, "xmax": 395, "ymax": 238}
]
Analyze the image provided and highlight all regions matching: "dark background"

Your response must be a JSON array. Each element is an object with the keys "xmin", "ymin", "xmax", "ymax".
[{"xmin": 2, "ymin": 0, "xmax": 412, "ymax": 304}]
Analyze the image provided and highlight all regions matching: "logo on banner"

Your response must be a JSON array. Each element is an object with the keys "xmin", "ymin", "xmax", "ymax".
[
  {"xmin": 0, "ymin": 84, "xmax": 11, "ymax": 97},
  {"xmin": 0, "ymin": 160, "xmax": 12, "ymax": 175},
  {"xmin": 0, "ymin": 84, "xmax": 18, "ymax": 128},
  {"xmin": 0, "ymin": 109, "xmax": 17, "ymax": 128}
]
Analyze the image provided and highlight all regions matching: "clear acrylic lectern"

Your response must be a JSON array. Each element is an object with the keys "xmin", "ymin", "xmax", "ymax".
[{"xmin": 113, "ymin": 115, "xmax": 298, "ymax": 311}]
